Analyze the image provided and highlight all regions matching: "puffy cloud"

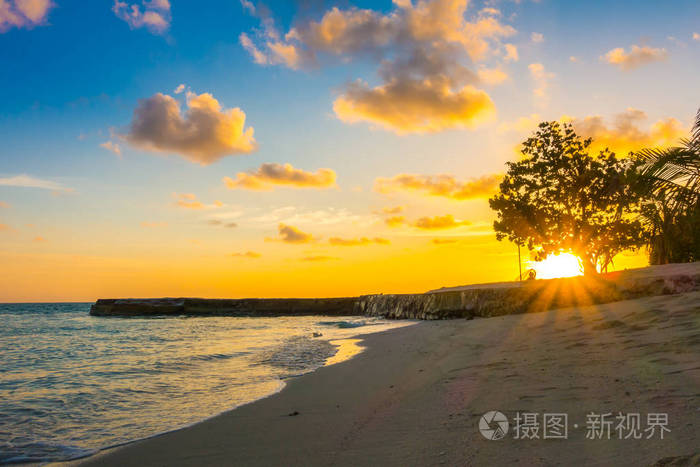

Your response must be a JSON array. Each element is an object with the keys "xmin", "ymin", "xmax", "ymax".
[
  {"xmin": 0, "ymin": 174, "xmax": 68, "ymax": 191},
  {"xmin": 530, "ymin": 32, "xmax": 543, "ymax": 43},
  {"xmin": 414, "ymin": 214, "xmax": 470, "ymax": 229},
  {"xmin": 174, "ymin": 84, "xmax": 185, "ymax": 94},
  {"xmin": 0, "ymin": 0, "xmax": 53, "ymax": 32},
  {"xmin": 334, "ymin": 79, "xmax": 495, "ymax": 133},
  {"xmin": 268, "ymin": 223, "xmax": 315, "ymax": 244},
  {"xmin": 328, "ymin": 237, "xmax": 390, "ymax": 246},
  {"xmin": 242, "ymin": 0, "xmax": 515, "ymax": 133},
  {"xmin": 500, "ymin": 109, "xmax": 686, "ymax": 155},
  {"xmin": 569, "ymin": 56, "xmax": 579, "ymax": 63},
  {"xmin": 571, "ymin": 108, "xmax": 685, "ymax": 155},
  {"xmin": 173, "ymin": 193, "xmax": 223, "ymax": 210},
  {"xmin": 385, "ymin": 215, "xmax": 406, "ymax": 227},
  {"xmin": 374, "ymin": 173, "xmax": 501, "ymax": 199},
  {"xmin": 100, "ymin": 141, "xmax": 122, "ymax": 156},
  {"xmin": 121, "ymin": 91, "xmax": 256, "ymax": 165},
  {"xmin": 528, "ymin": 62, "xmax": 554, "ymax": 103},
  {"xmin": 694, "ymin": 33, "xmax": 699, "ymax": 41},
  {"xmin": 112, "ymin": 0, "xmax": 171, "ymax": 35},
  {"xmin": 503, "ymin": 43, "xmax": 518, "ymax": 62},
  {"xmin": 477, "ymin": 66, "xmax": 508, "ymax": 85},
  {"xmin": 231, "ymin": 251, "xmax": 261, "ymax": 258},
  {"xmin": 602, "ymin": 44, "xmax": 667, "ymax": 71},
  {"xmin": 223, "ymin": 163, "xmax": 336, "ymax": 191}
]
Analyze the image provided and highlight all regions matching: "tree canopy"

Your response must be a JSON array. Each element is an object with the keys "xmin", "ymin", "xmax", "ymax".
[{"xmin": 489, "ymin": 121, "xmax": 645, "ymax": 275}]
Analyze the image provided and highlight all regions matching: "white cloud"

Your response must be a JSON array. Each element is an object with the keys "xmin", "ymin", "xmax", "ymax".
[
  {"xmin": 0, "ymin": 174, "xmax": 68, "ymax": 191},
  {"xmin": 0, "ymin": 0, "xmax": 53, "ymax": 32},
  {"xmin": 602, "ymin": 44, "xmax": 667, "ymax": 71},
  {"xmin": 530, "ymin": 32, "xmax": 543, "ymax": 43},
  {"xmin": 112, "ymin": 0, "xmax": 171, "ymax": 35},
  {"xmin": 241, "ymin": 0, "xmax": 516, "ymax": 133}
]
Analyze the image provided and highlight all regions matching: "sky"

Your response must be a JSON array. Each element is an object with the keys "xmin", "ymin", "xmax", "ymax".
[{"xmin": 1, "ymin": 0, "xmax": 699, "ymax": 302}]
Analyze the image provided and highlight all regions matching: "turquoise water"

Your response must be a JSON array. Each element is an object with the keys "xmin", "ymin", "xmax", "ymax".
[{"xmin": 0, "ymin": 303, "xmax": 410, "ymax": 464}]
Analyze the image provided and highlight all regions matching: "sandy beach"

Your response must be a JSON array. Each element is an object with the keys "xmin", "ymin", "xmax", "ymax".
[{"xmin": 68, "ymin": 291, "xmax": 700, "ymax": 467}]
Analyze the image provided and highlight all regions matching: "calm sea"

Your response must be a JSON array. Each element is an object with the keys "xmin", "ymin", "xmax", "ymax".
[{"xmin": 0, "ymin": 303, "xmax": 411, "ymax": 464}]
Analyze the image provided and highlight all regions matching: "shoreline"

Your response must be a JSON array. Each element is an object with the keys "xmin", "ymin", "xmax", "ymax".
[
  {"xmin": 64, "ymin": 291, "xmax": 699, "ymax": 466},
  {"xmin": 51, "ymin": 325, "xmax": 413, "ymax": 467}
]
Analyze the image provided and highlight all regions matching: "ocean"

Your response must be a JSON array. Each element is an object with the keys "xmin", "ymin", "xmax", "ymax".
[{"xmin": 0, "ymin": 303, "xmax": 412, "ymax": 464}]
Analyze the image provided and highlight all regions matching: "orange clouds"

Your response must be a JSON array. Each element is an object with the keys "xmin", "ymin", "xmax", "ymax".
[
  {"xmin": 0, "ymin": 201, "xmax": 9, "ymax": 208},
  {"xmin": 374, "ymin": 173, "xmax": 501, "ymax": 200},
  {"xmin": 477, "ymin": 66, "xmax": 508, "ymax": 86},
  {"xmin": 112, "ymin": 0, "xmax": 170, "ymax": 35},
  {"xmin": 571, "ymin": 109, "xmax": 685, "ymax": 155},
  {"xmin": 602, "ymin": 44, "xmax": 667, "ymax": 71},
  {"xmin": 242, "ymin": 0, "xmax": 515, "ymax": 133},
  {"xmin": 414, "ymin": 214, "xmax": 470, "ymax": 230},
  {"xmin": 0, "ymin": 0, "xmax": 53, "ymax": 32},
  {"xmin": 269, "ymin": 223, "xmax": 315, "ymax": 244},
  {"xmin": 333, "ymin": 79, "xmax": 496, "ymax": 133},
  {"xmin": 501, "ymin": 109, "xmax": 686, "ymax": 155},
  {"xmin": 223, "ymin": 163, "xmax": 336, "ymax": 191},
  {"xmin": 328, "ymin": 237, "xmax": 390, "ymax": 246},
  {"xmin": 122, "ymin": 91, "xmax": 256, "ymax": 165}
]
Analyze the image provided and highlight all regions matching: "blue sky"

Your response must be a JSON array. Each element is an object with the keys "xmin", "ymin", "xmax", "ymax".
[{"xmin": 1, "ymin": 0, "xmax": 699, "ymax": 300}]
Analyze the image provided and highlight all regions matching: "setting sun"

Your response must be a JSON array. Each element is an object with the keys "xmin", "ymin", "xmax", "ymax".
[{"xmin": 530, "ymin": 253, "xmax": 584, "ymax": 279}]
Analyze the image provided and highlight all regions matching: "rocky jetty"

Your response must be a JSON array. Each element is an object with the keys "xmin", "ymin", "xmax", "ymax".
[
  {"xmin": 91, "ymin": 262, "xmax": 700, "ymax": 319},
  {"xmin": 90, "ymin": 297, "xmax": 359, "ymax": 317}
]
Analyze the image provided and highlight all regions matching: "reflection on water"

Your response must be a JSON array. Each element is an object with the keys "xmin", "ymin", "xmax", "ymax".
[{"xmin": 0, "ymin": 303, "xmax": 413, "ymax": 464}]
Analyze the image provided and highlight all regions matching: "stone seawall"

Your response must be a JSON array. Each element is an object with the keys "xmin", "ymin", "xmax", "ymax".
[
  {"xmin": 90, "ymin": 263, "xmax": 700, "ymax": 319},
  {"xmin": 356, "ymin": 269, "xmax": 700, "ymax": 320},
  {"xmin": 90, "ymin": 297, "xmax": 360, "ymax": 317}
]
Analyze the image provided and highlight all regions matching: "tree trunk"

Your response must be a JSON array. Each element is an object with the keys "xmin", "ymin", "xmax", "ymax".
[{"xmin": 582, "ymin": 257, "xmax": 598, "ymax": 276}]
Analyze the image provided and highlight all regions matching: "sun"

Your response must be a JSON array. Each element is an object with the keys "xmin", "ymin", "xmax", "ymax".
[{"xmin": 529, "ymin": 253, "xmax": 583, "ymax": 279}]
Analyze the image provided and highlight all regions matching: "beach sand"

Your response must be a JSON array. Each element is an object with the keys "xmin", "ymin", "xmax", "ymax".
[{"xmin": 71, "ymin": 291, "xmax": 700, "ymax": 466}]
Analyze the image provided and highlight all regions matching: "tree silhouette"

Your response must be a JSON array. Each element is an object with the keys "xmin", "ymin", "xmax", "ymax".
[
  {"xmin": 489, "ymin": 121, "xmax": 645, "ymax": 275},
  {"xmin": 635, "ymin": 107, "xmax": 700, "ymax": 264}
]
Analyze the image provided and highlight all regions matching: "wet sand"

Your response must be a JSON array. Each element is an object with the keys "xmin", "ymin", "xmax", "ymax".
[{"xmin": 70, "ymin": 291, "xmax": 700, "ymax": 466}]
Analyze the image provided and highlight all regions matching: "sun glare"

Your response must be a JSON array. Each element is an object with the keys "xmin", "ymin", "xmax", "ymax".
[{"xmin": 530, "ymin": 253, "xmax": 583, "ymax": 279}]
